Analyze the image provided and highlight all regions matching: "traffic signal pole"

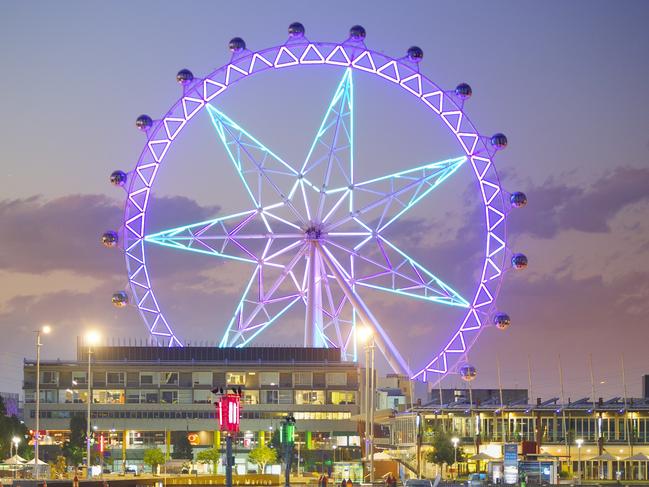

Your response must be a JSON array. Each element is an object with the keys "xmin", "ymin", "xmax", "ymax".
[{"xmin": 226, "ymin": 433, "xmax": 233, "ymax": 487}]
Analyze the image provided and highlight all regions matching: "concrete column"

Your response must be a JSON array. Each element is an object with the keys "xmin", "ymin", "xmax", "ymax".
[{"xmin": 215, "ymin": 430, "xmax": 221, "ymax": 448}]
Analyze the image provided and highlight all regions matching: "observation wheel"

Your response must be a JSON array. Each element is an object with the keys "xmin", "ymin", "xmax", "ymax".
[{"xmin": 104, "ymin": 23, "xmax": 528, "ymax": 382}]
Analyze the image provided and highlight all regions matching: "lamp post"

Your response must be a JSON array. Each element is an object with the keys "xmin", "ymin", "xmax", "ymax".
[
  {"xmin": 451, "ymin": 437, "xmax": 460, "ymax": 480},
  {"xmin": 12, "ymin": 436, "xmax": 20, "ymax": 479},
  {"xmin": 34, "ymin": 324, "xmax": 51, "ymax": 479},
  {"xmin": 85, "ymin": 330, "xmax": 100, "ymax": 479},
  {"xmin": 358, "ymin": 326, "xmax": 375, "ymax": 483},
  {"xmin": 576, "ymin": 438, "xmax": 584, "ymax": 485}
]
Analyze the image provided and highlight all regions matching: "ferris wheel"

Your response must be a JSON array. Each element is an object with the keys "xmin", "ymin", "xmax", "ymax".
[{"xmin": 103, "ymin": 23, "xmax": 528, "ymax": 382}]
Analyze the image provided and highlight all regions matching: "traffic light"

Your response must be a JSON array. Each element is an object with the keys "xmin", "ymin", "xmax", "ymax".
[{"xmin": 280, "ymin": 414, "xmax": 295, "ymax": 445}]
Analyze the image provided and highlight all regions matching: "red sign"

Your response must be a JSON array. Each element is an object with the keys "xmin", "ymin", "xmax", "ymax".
[{"xmin": 217, "ymin": 394, "xmax": 241, "ymax": 432}]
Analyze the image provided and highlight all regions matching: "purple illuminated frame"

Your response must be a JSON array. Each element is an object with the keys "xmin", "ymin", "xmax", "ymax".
[{"xmin": 121, "ymin": 35, "xmax": 510, "ymax": 382}]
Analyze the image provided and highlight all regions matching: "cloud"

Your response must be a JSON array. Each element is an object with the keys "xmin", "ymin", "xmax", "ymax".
[
  {"xmin": 513, "ymin": 166, "xmax": 649, "ymax": 239},
  {"xmin": 0, "ymin": 193, "xmax": 220, "ymax": 276}
]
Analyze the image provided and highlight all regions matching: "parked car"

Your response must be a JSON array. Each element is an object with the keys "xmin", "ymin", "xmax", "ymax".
[{"xmin": 404, "ymin": 479, "xmax": 433, "ymax": 487}]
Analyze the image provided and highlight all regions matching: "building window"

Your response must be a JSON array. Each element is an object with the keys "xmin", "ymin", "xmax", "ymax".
[
  {"xmin": 41, "ymin": 371, "xmax": 59, "ymax": 385},
  {"xmin": 140, "ymin": 390, "xmax": 159, "ymax": 404},
  {"xmin": 140, "ymin": 372, "xmax": 158, "ymax": 386},
  {"xmin": 330, "ymin": 391, "xmax": 356, "ymax": 405},
  {"xmin": 161, "ymin": 390, "xmax": 178, "ymax": 404},
  {"xmin": 194, "ymin": 390, "xmax": 212, "ymax": 403},
  {"xmin": 39, "ymin": 390, "xmax": 57, "ymax": 403},
  {"xmin": 192, "ymin": 372, "xmax": 212, "ymax": 386},
  {"xmin": 72, "ymin": 371, "xmax": 87, "ymax": 385},
  {"xmin": 295, "ymin": 390, "xmax": 325, "ymax": 405},
  {"xmin": 326, "ymin": 372, "xmax": 347, "ymax": 386},
  {"xmin": 226, "ymin": 372, "xmax": 246, "ymax": 385},
  {"xmin": 126, "ymin": 390, "xmax": 140, "ymax": 404},
  {"xmin": 262, "ymin": 390, "xmax": 277, "ymax": 404},
  {"xmin": 178, "ymin": 390, "xmax": 193, "ymax": 404},
  {"xmin": 93, "ymin": 390, "xmax": 124, "ymax": 404},
  {"xmin": 161, "ymin": 372, "xmax": 178, "ymax": 385},
  {"xmin": 242, "ymin": 390, "xmax": 259, "ymax": 405},
  {"xmin": 261, "ymin": 390, "xmax": 292, "ymax": 404},
  {"xmin": 106, "ymin": 372, "xmax": 124, "ymax": 385},
  {"xmin": 60, "ymin": 389, "xmax": 88, "ymax": 404},
  {"xmin": 259, "ymin": 372, "xmax": 279, "ymax": 386},
  {"xmin": 293, "ymin": 372, "xmax": 312, "ymax": 387}
]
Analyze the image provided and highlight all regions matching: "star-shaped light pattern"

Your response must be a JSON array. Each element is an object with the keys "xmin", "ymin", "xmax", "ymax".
[{"xmin": 145, "ymin": 68, "xmax": 469, "ymax": 376}]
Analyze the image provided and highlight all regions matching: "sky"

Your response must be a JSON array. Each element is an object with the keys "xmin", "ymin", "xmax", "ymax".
[{"xmin": 1, "ymin": 1, "xmax": 648, "ymax": 400}]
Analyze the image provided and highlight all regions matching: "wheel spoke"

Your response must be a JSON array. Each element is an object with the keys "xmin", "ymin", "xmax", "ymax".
[
  {"xmin": 291, "ymin": 68, "xmax": 354, "ymax": 224},
  {"xmin": 220, "ymin": 246, "xmax": 308, "ymax": 347},
  {"xmin": 325, "ymin": 156, "xmax": 466, "ymax": 233},
  {"xmin": 323, "ymin": 233, "xmax": 469, "ymax": 308},
  {"xmin": 205, "ymin": 105, "xmax": 307, "ymax": 226},
  {"xmin": 145, "ymin": 207, "xmax": 303, "ymax": 265}
]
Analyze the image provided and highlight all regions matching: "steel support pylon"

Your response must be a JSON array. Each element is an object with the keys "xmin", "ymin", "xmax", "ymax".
[
  {"xmin": 304, "ymin": 241, "xmax": 323, "ymax": 347},
  {"xmin": 315, "ymin": 242, "xmax": 411, "ymax": 377}
]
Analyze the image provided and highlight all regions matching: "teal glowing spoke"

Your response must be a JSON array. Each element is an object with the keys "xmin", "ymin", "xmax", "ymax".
[
  {"xmin": 205, "ymin": 104, "xmax": 307, "ymax": 226},
  {"xmin": 324, "ymin": 234, "xmax": 469, "ymax": 308},
  {"xmin": 145, "ymin": 207, "xmax": 303, "ymax": 265},
  {"xmin": 294, "ymin": 68, "xmax": 354, "ymax": 223},
  {"xmin": 325, "ymin": 156, "xmax": 466, "ymax": 233}
]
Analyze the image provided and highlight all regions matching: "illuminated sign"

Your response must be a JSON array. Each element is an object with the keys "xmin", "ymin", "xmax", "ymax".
[
  {"xmin": 503, "ymin": 443, "xmax": 519, "ymax": 484},
  {"xmin": 217, "ymin": 393, "xmax": 241, "ymax": 432}
]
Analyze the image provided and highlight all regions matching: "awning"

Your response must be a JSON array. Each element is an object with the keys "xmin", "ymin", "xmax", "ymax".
[
  {"xmin": 25, "ymin": 458, "xmax": 48, "ymax": 465},
  {"xmin": 624, "ymin": 453, "xmax": 649, "ymax": 462},
  {"xmin": 469, "ymin": 452, "xmax": 496, "ymax": 461},
  {"xmin": 3, "ymin": 455, "xmax": 26, "ymax": 464},
  {"xmin": 589, "ymin": 452, "xmax": 616, "ymax": 461}
]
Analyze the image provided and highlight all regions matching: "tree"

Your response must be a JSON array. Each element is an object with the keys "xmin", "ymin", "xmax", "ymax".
[
  {"xmin": 425, "ymin": 430, "xmax": 465, "ymax": 472},
  {"xmin": 171, "ymin": 432, "xmax": 193, "ymax": 460},
  {"xmin": 196, "ymin": 447, "xmax": 221, "ymax": 473},
  {"xmin": 63, "ymin": 415, "xmax": 87, "ymax": 465},
  {"xmin": 49, "ymin": 455, "xmax": 69, "ymax": 479},
  {"xmin": 143, "ymin": 448, "xmax": 166, "ymax": 475},
  {"xmin": 0, "ymin": 395, "xmax": 30, "ymax": 459},
  {"xmin": 248, "ymin": 444, "xmax": 278, "ymax": 473}
]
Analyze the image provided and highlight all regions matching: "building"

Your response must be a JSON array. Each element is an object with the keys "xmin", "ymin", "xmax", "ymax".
[
  {"xmin": 23, "ymin": 343, "xmax": 362, "ymax": 473},
  {"xmin": 0, "ymin": 391, "xmax": 21, "ymax": 418},
  {"xmin": 643, "ymin": 375, "xmax": 649, "ymax": 399},
  {"xmin": 387, "ymin": 395, "xmax": 649, "ymax": 481},
  {"xmin": 427, "ymin": 387, "xmax": 528, "ymax": 406}
]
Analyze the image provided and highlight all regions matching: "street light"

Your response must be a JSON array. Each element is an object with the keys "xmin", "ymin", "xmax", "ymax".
[
  {"xmin": 85, "ymin": 330, "xmax": 101, "ymax": 479},
  {"xmin": 451, "ymin": 437, "xmax": 460, "ymax": 480},
  {"xmin": 333, "ymin": 444, "xmax": 337, "ymax": 464},
  {"xmin": 34, "ymin": 324, "xmax": 51, "ymax": 479},
  {"xmin": 576, "ymin": 438, "xmax": 584, "ymax": 484},
  {"xmin": 12, "ymin": 436, "xmax": 21, "ymax": 479},
  {"xmin": 358, "ymin": 326, "xmax": 375, "ymax": 483}
]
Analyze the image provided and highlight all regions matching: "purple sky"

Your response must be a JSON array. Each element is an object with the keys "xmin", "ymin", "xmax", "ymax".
[{"xmin": 1, "ymin": 1, "xmax": 648, "ymax": 399}]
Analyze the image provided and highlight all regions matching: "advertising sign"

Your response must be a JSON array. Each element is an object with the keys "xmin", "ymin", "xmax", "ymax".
[
  {"xmin": 503, "ymin": 443, "xmax": 519, "ymax": 484},
  {"xmin": 217, "ymin": 393, "xmax": 241, "ymax": 432}
]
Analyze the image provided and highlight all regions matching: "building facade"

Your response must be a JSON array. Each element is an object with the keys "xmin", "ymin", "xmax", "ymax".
[
  {"xmin": 388, "ymin": 396, "xmax": 649, "ymax": 481},
  {"xmin": 23, "ymin": 344, "xmax": 362, "ymax": 472}
]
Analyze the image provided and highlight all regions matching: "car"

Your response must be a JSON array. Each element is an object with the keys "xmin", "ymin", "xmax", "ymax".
[
  {"xmin": 467, "ymin": 473, "xmax": 486, "ymax": 487},
  {"xmin": 404, "ymin": 479, "xmax": 433, "ymax": 487}
]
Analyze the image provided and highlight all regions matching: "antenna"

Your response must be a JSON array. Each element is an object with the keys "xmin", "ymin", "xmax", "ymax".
[
  {"xmin": 497, "ymin": 355, "xmax": 506, "ymax": 442},
  {"xmin": 622, "ymin": 354, "xmax": 632, "ymax": 454},
  {"xmin": 558, "ymin": 354, "xmax": 568, "ymax": 453}
]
